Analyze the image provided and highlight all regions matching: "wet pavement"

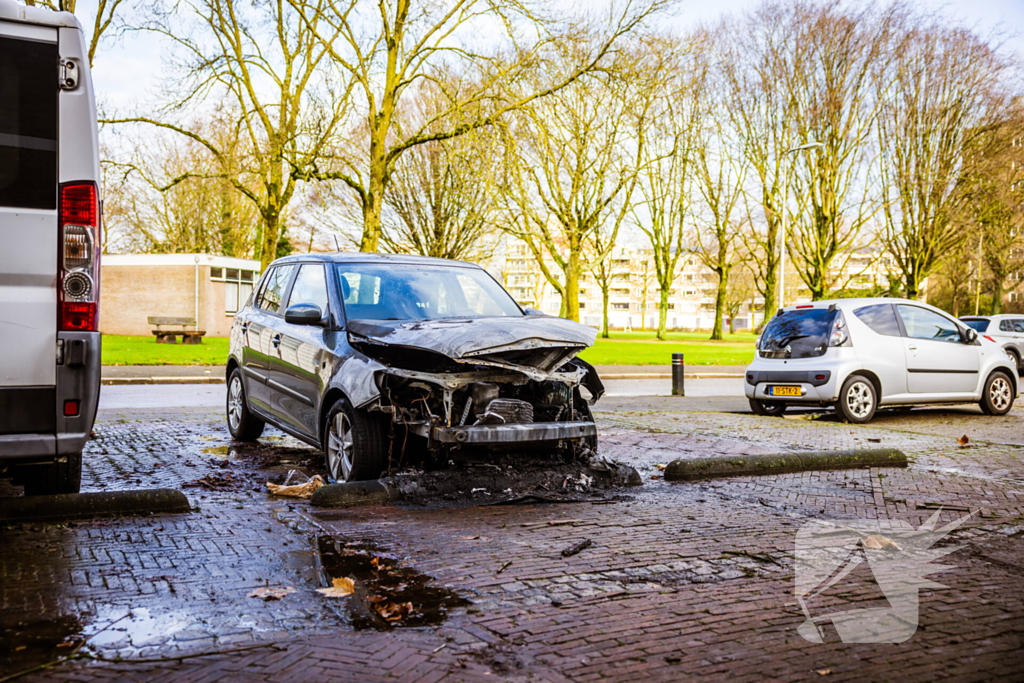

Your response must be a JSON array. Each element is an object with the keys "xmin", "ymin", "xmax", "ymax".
[{"xmin": 1, "ymin": 390, "xmax": 1023, "ymax": 681}]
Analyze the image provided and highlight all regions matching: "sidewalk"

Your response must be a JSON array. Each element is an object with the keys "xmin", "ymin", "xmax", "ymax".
[{"xmin": 100, "ymin": 363, "xmax": 746, "ymax": 385}]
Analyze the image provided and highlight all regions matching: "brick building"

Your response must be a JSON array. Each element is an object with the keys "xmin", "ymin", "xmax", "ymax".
[{"xmin": 99, "ymin": 254, "xmax": 261, "ymax": 337}]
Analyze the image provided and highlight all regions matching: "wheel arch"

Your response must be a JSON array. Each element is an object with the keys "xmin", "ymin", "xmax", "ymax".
[
  {"xmin": 845, "ymin": 368, "xmax": 882, "ymax": 400},
  {"xmin": 226, "ymin": 356, "xmax": 240, "ymax": 382},
  {"xmin": 318, "ymin": 387, "xmax": 349, "ymax": 450},
  {"xmin": 985, "ymin": 366, "xmax": 1018, "ymax": 398}
]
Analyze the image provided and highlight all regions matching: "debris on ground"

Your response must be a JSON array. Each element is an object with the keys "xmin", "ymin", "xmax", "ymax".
[
  {"xmin": 371, "ymin": 599, "xmax": 414, "ymax": 622},
  {"xmin": 183, "ymin": 472, "xmax": 241, "ymax": 490},
  {"xmin": 863, "ymin": 535, "xmax": 901, "ymax": 551},
  {"xmin": 561, "ymin": 539, "xmax": 593, "ymax": 558},
  {"xmin": 654, "ymin": 464, "xmax": 668, "ymax": 471},
  {"xmin": 496, "ymin": 560, "xmax": 512, "ymax": 574},
  {"xmin": 247, "ymin": 586, "xmax": 296, "ymax": 601},
  {"xmin": 957, "ymin": 434, "xmax": 971, "ymax": 448},
  {"xmin": 316, "ymin": 576, "xmax": 355, "ymax": 598},
  {"xmin": 267, "ymin": 470, "xmax": 324, "ymax": 499}
]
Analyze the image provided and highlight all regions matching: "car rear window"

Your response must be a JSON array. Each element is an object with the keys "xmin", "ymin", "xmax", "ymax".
[
  {"xmin": 0, "ymin": 36, "xmax": 58, "ymax": 210},
  {"xmin": 853, "ymin": 304, "xmax": 901, "ymax": 337},
  {"xmin": 961, "ymin": 319, "xmax": 990, "ymax": 332},
  {"xmin": 758, "ymin": 308, "xmax": 836, "ymax": 359}
]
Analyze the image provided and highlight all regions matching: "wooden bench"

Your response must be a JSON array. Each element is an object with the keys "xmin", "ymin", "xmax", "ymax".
[{"xmin": 148, "ymin": 316, "xmax": 207, "ymax": 344}]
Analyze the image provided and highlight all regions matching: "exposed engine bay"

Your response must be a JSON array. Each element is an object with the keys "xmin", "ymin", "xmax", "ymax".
[{"xmin": 345, "ymin": 316, "xmax": 605, "ymax": 459}]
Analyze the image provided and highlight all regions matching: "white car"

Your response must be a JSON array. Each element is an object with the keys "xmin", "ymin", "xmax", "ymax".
[
  {"xmin": 0, "ymin": 1, "xmax": 102, "ymax": 494},
  {"xmin": 960, "ymin": 314, "xmax": 1024, "ymax": 373},
  {"xmin": 744, "ymin": 298, "xmax": 1018, "ymax": 423}
]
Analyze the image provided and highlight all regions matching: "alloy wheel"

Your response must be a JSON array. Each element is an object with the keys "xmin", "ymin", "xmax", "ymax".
[
  {"xmin": 326, "ymin": 412, "xmax": 354, "ymax": 482},
  {"xmin": 227, "ymin": 375, "xmax": 243, "ymax": 431},
  {"xmin": 845, "ymin": 381, "xmax": 874, "ymax": 419},
  {"xmin": 990, "ymin": 376, "xmax": 1012, "ymax": 412}
]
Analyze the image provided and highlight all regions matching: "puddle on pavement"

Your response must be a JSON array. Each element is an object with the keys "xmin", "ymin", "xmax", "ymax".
[{"xmin": 315, "ymin": 534, "xmax": 468, "ymax": 630}]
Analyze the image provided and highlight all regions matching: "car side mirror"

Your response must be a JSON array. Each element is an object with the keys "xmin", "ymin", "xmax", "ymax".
[
  {"xmin": 964, "ymin": 327, "xmax": 978, "ymax": 343},
  {"xmin": 524, "ymin": 307, "xmax": 545, "ymax": 317},
  {"xmin": 285, "ymin": 303, "xmax": 324, "ymax": 326}
]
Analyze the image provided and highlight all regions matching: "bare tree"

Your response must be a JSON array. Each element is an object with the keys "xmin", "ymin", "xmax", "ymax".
[
  {"xmin": 293, "ymin": 0, "xmax": 664, "ymax": 253},
  {"xmin": 877, "ymin": 21, "xmax": 1007, "ymax": 300},
  {"xmin": 25, "ymin": 0, "xmax": 127, "ymax": 66},
  {"xmin": 633, "ymin": 35, "xmax": 703, "ymax": 340},
  {"xmin": 105, "ymin": 0, "xmax": 351, "ymax": 270},
  {"xmin": 498, "ymin": 41, "xmax": 649, "ymax": 322},
  {"xmin": 724, "ymin": 265, "xmax": 755, "ymax": 334}
]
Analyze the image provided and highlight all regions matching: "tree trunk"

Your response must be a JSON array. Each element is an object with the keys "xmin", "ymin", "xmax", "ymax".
[
  {"xmin": 563, "ymin": 254, "xmax": 581, "ymax": 322},
  {"xmin": 361, "ymin": 136, "xmax": 388, "ymax": 253},
  {"xmin": 762, "ymin": 267, "xmax": 777, "ymax": 324},
  {"xmin": 601, "ymin": 284, "xmax": 610, "ymax": 339},
  {"xmin": 259, "ymin": 208, "xmax": 281, "ymax": 271},
  {"xmin": 711, "ymin": 269, "xmax": 727, "ymax": 341},
  {"xmin": 656, "ymin": 285, "xmax": 669, "ymax": 341},
  {"xmin": 991, "ymin": 280, "xmax": 1005, "ymax": 314}
]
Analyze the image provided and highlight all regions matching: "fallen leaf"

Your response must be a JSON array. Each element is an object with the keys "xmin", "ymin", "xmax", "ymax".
[
  {"xmin": 460, "ymin": 535, "xmax": 482, "ymax": 540},
  {"xmin": 56, "ymin": 642, "xmax": 76, "ymax": 648},
  {"xmin": 14, "ymin": 646, "xmax": 26, "ymax": 652},
  {"xmin": 650, "ymin": 475, "xmax": 662, "ymax": 480},
  {"xmin": 863, "ymin": 535, "xmax": 901, "ymax": 551},
  {"xmin": 370, "ymin": 556, "xmax": 387, "ymax": 572},
  {"xmin": 365, "ymin": 594, "xmax": 388, "ymax": 604},
  {"xmin": 266, "ymin": 475, "xmax": 324, "ymax": 499},
  {"xmin": 248, "ymin": 586, "xmax": 296, "ymax": 601},
  {"xmin": 316, "ymin": 576, "xmax": 355, "ymax": 598},
  {"xmin": 654, "ymin": 464, "xmax": 667, "ymax": 471},
  {"xmin": 816, "ymin": 669, "xmax": 832, "ymax": 676},
  {"xmin": 373, "ymin": 600, "xmax": 414, "ymax": 622},
  {"xmin": 957, "ymin": 434, "xmax": 970, "ymax": 448}
]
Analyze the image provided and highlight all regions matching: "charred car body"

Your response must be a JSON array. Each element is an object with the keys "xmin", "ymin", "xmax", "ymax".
[{"xmin": 226, "ymin": 254, "xmax": 604, "ymax": 482}]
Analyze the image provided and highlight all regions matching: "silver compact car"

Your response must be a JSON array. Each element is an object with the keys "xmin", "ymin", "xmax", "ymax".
[
  {"xmin": 225, "ymin": 254, "xmax": 604, "ymax": 482},
  {"xmin": 960, "ymin": 314, "xmax": 1024, "ymax": 373},
  {"xmin": 745, "ymin": 298, "xmax": 1018, "ymax": 423}
]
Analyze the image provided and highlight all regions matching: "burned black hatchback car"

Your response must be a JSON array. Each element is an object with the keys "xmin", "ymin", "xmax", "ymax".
[{"xmin": 226, "ymin": 254, "xmax": 604, "ymax": 482}]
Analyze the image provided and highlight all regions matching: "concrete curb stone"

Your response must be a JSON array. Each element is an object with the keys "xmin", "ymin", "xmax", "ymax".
[{"xmin": 663, "ymin": 448, "xmax": 908, "ymax": 481}]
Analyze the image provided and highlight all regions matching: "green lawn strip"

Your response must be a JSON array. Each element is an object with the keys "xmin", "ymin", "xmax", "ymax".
[
  {"xmin": 102, "ymin": 335, "xmax": 230, "ymax": 366},
  {"xmin": 578, "ymin": 338, "xmax": 755, "ymax": 366},
  {"xmin": 596, "ymin": 331, "xmax": 757, "ymax": 343}
]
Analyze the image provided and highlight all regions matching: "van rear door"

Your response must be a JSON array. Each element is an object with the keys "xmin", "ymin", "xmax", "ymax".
[{"xmin": 0, "ymin": 22, "xmax": 59, "ymax": 396}]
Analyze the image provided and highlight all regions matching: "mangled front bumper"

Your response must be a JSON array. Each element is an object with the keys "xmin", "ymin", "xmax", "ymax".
[{"xmin": 409, "ymin": 420, "xmax": 597, "ymax": 445}]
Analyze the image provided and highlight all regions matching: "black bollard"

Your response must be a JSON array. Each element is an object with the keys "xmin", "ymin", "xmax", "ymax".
[{"xmin": 672, "ymin": 352, "xmax": 685, "ymax": 396}]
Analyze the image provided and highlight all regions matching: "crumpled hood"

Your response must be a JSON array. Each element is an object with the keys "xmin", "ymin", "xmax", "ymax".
[{"xmin": 347, "ymin": 316, "xmax": 597, "ymax": 374}]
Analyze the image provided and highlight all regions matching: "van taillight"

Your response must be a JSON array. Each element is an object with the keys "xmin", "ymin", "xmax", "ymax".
[{"xmin": 59, "ymin": 182, "xmax": 99, "ymax": 332}]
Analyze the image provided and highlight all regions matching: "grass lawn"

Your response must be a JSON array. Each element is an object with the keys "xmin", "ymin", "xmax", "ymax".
[
  {"xmin": 102, "ymin": 330, "xmax": 756, "ymax": 367},
  {"xmin": 102, "ymin": 335, "xmax": 230, "ymax": 366}
]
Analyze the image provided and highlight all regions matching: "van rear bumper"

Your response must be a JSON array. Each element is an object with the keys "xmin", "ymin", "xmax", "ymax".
[{"xmin": 0, "ymin": 432, "xmax": 89, "ymax": 462}]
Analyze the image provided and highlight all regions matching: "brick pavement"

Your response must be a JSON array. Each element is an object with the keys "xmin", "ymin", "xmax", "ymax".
[{"xmin": 1, "ymin": 406, "xmax": 1022, "ymax": 682}]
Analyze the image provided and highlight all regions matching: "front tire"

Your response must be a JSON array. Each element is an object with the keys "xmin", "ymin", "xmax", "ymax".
[
  {"xmin": 323, "ymin": 397, "xmax": 390, "ymax": 482},
  {"xmin": 749, "ymin": 398, "xmax": 786, "ymax": 417},
  {"xmin": 837, "ymin": 374, "xmax": 877, "ymax": 424},
  {"xmin": 980, "ymin": 370, "xmax": 1014, "ymax": 416},
  {"xmin": 227, "ymin": 368, "xmax": 265, "ymax": 441}
]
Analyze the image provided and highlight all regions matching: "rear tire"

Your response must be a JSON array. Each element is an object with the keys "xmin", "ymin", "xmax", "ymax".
[
  {"xmin": 837, "ymin": 374, "xmax": 877, "ymax": 424},
  {"xmin": 980, "ymin": 370, "xmax": 1014, "ymax": 416},
  {"xmin": 323, "ymin": 397, "xmax": 390, "ymax": 482},
  {"xmin": 227, "ymin": 368, "xmax": 265, "ymax": 441},
  {"xmin": 18, "ymin": 452, "xmax": 82, "ymax": 496},
  {"xmin": 749, "ymin": 398, "xmax": 786, "ymax": 417}
]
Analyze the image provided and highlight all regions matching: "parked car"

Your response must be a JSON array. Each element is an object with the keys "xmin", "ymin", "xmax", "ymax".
[
  {"xmin": 226, "ymin": 254, "xmax": 604, "ymax": 482},
  {"xmin": 0, "ymin": 2, "xmax": 102, "ymax": 495},
  {"xmin": 960, "ymin": 315, "xmax": 1024, "ymax": 373},
  {"xmin": 745, "ymin": 299, "xmax": 1018, "ymax": 423}
]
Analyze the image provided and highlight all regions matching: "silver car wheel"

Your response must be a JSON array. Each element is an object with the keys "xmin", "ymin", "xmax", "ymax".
[
  {"xmin": 227, "ymin": 375, "xmax": 243, "ymax": 431},
  {"xmin": 845, "ymin": 380, "xmax": 874, "ymax": 419},
  {"xmin": 326, "ymin": 412, "xmax": 354, "ymax": 482},
  {"xmin": 990, "ymin": 376, "xmax": 1012, "ymax": 412}
]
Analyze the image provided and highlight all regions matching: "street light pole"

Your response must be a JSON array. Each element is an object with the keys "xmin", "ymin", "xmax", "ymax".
[{"xmin": 778, "ymin": 141, "xmax": 823, "ymax": 310}]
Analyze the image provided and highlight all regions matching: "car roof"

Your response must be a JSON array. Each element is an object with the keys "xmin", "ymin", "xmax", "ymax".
[
  {"xmin": 265, "ymin": 252, "xmax": 483, "ymax": 269},
  {"xmin": 779, "ymin": 297, "xmax": 919, "ymax": 311}
]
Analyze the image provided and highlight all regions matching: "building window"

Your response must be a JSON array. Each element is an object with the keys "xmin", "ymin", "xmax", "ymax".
[
  {"xmin": 214, "ymin": 267, "xmax": 259, "ymax": 314},
  {"xmin": 612, "ymin": 303, "xmax": 629, "ymax": 311}
]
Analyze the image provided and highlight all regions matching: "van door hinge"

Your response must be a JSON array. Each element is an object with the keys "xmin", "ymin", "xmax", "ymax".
[{"xmin": 60, "ymin": 59, "xmax": 79, "ymax": 90}]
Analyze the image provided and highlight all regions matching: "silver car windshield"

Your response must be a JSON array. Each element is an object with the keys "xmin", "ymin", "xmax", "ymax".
[{"xmin": 335, "ymin": 263, "xmax": 523, "ymax": 321}]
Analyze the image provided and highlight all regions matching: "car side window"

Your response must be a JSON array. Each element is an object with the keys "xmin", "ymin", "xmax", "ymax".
[
  {"xmin": 1013, "ymin": 320, "xmax": 1024, "ymax": 333},
  {"xmin": 259, "ymin": 265, "xmax": 295, "ymax": 315},
  {"xmin": 853, "ymin": 304, "xmax": 901, "ymax": 337},
  {"xmin": 1000, "ymin": 320, "xmax": 1012, "ymax": 332},
  {"xmin": 286, "ymin": 264, "xmax": 329, "ymax": 314},
  {"xmin": 897, "ymin": 305, "xmax": 961, "ymax": 343}
]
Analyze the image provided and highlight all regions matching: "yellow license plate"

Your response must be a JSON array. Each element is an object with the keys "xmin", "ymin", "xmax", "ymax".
[{"xmin": 767, "ymin": 385, "xmax": 801, "ymax": 397}]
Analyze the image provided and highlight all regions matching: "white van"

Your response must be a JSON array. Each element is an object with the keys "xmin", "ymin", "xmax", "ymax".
[{"xmin": 0, "ymin": 1, "xmax": 101, "ymax": 494}]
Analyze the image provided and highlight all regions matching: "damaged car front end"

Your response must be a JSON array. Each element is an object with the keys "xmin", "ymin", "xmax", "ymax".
[{"xmin": 226, "ymin": 254, "xmax": 604, "ymax": 483}]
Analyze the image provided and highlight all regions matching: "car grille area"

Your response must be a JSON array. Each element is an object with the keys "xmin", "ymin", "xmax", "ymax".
[{"xmin": 476, "ymin": 398, "xmax": 534, "ymax": 424}]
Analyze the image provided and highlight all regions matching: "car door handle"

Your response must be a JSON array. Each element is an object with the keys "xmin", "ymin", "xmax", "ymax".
[
  {"xmin": 240, "ymin": 322, "xmax": 248, "ymax": 334},
  {"xmin": 272, "ymin": 334, "xmax": 282, "ymax": 348},
  {"xmin": 908, "ymin": 344, "xmax": 917, "ymax": 350}
]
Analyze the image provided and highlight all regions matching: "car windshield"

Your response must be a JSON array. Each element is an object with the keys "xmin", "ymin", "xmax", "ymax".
[
  {"xmin": 335, "ymin": 263, "xmax": 523, "ymax": 322},
  {"xmin": 962, "ymin": 319, "xmax": 989, "ymax": 332},
  {"xmin": 758, "ymin": 308, "xmax": 836, "ymax": 359}
]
